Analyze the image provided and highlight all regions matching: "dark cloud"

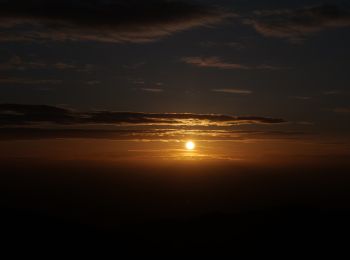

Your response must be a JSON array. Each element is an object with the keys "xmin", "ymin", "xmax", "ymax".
[
  {"xmin": 247, "ymin": 4, "xmax": 350, "ymax": 41},
  {"xmin": 0, "ymin": 104, "xmax": 75, "ymax": 124},
  {"xmin": 0, "ymin": 0, "xmax": 230, "ymax": 43},
  {"xmin": 0, "ymin": 127, "xmax": 166, "ymax": 140},
  {"xmin": 0, "ymin": 104, "xmax": 286, "ymax": 126}
]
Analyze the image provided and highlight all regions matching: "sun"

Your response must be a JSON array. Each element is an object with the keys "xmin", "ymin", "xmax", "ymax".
[{"xmin": 185, "ymin": 141, "xmax": 196, "ymax": 150}]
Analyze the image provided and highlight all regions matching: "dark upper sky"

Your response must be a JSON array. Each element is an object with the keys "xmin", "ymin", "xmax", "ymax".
[{"xmin": 0, "ymin": 0, "xmax": 349, "ymax": 141}]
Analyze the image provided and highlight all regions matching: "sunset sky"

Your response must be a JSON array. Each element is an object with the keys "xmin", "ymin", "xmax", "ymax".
[
  {"xmin": 0, "ymin": 0, "xmax": 349, "ymax": 165},
  {"xmin": 1, "ymin": 0, "xmax": 350, "ymax": 252}
]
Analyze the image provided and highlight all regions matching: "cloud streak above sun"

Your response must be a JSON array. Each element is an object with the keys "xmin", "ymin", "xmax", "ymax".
[
  {"xmin": 0, "ymin": 127, "xmax": 311, "ymax": 142},
  {"xmin": 0, "ymin": 104, "xmax": 292, "ymax": 142},
  {"xmin": 0, "ymin": 0, "xmax": 231, "ymax": 43},
  {"xmin": 0, "ymin": 104, "xmax": 286, "ymax": 127}
]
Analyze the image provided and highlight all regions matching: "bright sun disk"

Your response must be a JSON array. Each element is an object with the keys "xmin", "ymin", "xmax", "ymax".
[{"xmin": 185, "ymin": 141, "xmax": 196, "ymax": 150}]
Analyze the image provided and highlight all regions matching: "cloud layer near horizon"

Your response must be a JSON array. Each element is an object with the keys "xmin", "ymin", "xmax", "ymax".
[
  {"xmin": 0, "ymin": 104, "xmax": 286, "ymax": 127},
  {"xmin": 0, "ymin": 127, "xmax": 310, "ymax": 142},
  {"xmin": 0, "ymin": 0, "xmax": 230, "ymax": 43},
  {"xmin": 0, "ymin": 104, "xmax": 293, "ymax": 141}
]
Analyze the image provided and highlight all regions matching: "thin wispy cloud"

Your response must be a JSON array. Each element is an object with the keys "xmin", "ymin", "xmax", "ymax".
[
  {"xmin": 0, "ymin": 77, "xmax": 62, "ymax": 85},
  {"xmin": 140, "ymin": 88, "xmax": 164, "ymax": 93},
  {"xmin": 333, "ymin": 108, "xmax": 350, "ymax": 114},
  {"xmin": 289, "ymin": 96, "xmax": 312, "ymax": 100},
  {"xmin": 182, "ymin": 56, "xmax": 281, "ymax": 70},
  {"xmin": 133, "ymin": 80, "xmax": 145, "ymax": 85},
  {"xmin": 182, "ymin": 56, "xmax": 249, "ymax": 70},
  {"xmin": 86, "ymin": 80, "xmax": 101, "ymax": 86},
  {"xmin": 200, "ymin": 41, "xmax": 246, "ymax": 50},
  {"xmin": 0, "ymin": 56, "xmax": 45, "ymax": 70},
  {"xmin": 0, "ymin": 56, "xmax": 94, "ymax": 72},
  {"xmin": 323, "ymin": 90, "xmax": 343, "ymax": 95},
  {"xmin": 212, "ymin": 89, "xmax": 253, "ymax": 95},
  {"xmin": 247, "ymin": 4, "xmax": 350, "ymax": 42}
]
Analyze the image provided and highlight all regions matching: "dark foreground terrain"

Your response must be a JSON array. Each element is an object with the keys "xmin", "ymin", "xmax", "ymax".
[{"xmin": 1, "ymin": 159, "xmax": 350, "ymax": 254}]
